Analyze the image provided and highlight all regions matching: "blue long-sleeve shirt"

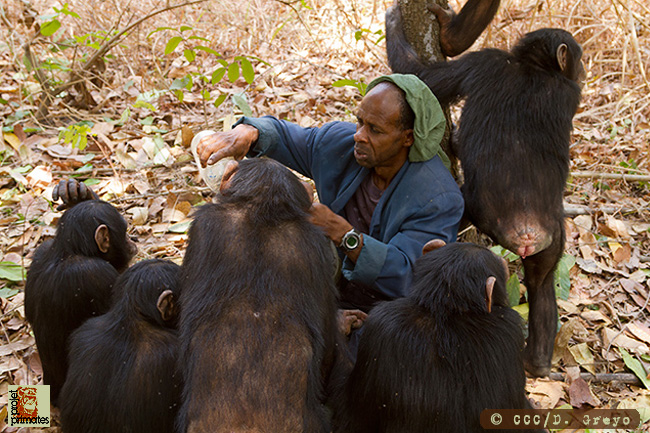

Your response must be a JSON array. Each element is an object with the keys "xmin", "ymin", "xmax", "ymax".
[{"xmin": 237, "ymin": 116, "xmax": 464, "ymax": 300}]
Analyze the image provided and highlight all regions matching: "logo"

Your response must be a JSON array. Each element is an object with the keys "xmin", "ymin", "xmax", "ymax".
[{"xmin": 7, "ymin": 385, "xmax": 51, "ymax": 427}]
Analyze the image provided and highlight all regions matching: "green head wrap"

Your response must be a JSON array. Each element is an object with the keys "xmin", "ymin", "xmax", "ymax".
[{"xmin": 366, "ymin": 74, "xmax": 449, "ymax": 168}]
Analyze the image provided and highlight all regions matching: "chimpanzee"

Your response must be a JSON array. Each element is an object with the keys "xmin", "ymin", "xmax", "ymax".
[
  {"xmin": 386, "ymin": 6, "xmax": 584, "ymax": 376},
  {"xmin": 177, "ymin": 158, "xmax": 340, "ymax": 433},
  {"xmin": 24, "ymin": 199, "xmax": 136, "ymax": 404},
  {"xmin": 427, "ymin": 0, "xmax": 501, "ymax": 57},
  {"xmin": 59, "ymin": 259, "xmax": 181, "ymax": 433},
  {"xmin": 334, "ymin": 243, "xmax": 543, "ymax": 433}
]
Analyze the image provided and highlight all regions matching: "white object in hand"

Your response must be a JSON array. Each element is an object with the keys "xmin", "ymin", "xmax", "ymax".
[{"xmin": 191, "ymin": 130, "xmax": 234, "ymax": 192}]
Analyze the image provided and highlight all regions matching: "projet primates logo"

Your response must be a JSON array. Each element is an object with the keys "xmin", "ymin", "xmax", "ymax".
[{"xmin": 7, "ymin": 385, "xmax": 51, "ymax": 427}]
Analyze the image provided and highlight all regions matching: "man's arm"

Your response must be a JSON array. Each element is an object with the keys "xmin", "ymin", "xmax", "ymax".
[{"xmin": 343, "ymin": 190, "xmax": 464, "ymax": 299}]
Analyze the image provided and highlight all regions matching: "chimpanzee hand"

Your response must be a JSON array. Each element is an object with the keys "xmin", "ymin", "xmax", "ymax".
[
  {"xmin": 338, "ymin": 309, "xmax": 368, "ymax": 336},
  {"xmin": 52, "ymin": 178, "xmax": 99, "ymax": 211},
  {"xmin": 196, "ymin": 124, "xmax": 259, "ymax": 167}
]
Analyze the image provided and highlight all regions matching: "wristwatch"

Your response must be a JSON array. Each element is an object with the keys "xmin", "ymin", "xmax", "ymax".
[{"xmin": 339, "ymin": 228, "xmax": 362, "ymax": 252}]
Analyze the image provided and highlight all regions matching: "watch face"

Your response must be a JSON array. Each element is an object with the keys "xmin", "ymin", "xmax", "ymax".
[{"xmin": 343, "ymin": 232, "xmax": 360, "ymax": 250}]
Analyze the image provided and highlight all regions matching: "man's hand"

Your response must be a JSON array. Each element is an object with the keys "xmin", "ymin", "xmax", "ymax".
[
  {"xmin": 308, "ymin": 203, "xmax": 352, "ymax": 246},
  {"xmin": 309, "ymin": 203, "xmax": 363, "ymax": 262},
  {"xmin": 52, "ymin": 179, "xmax": 99, "ymax": 211},
  {"xmin": 196, "ymin": 124, "xmax": 259, "ymax": 167}
]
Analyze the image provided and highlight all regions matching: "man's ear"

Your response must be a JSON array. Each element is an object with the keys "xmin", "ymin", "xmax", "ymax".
[
  {"xmin": 95, "ymin": 224, "xmax": 110, "ymax": 253},
  {"xmin": 156, "ymin": 290, "xmax": 178, "ymax": 323},
  {"xmin": 219, "ymin": 160, "xmax": 240, "ymax": 193},
  {"xmin": 403, "ymin": 129, "xmax": 415, "ymax": 148},
  {"xmin": 485, "ymin": 276, "xmax": 495, "ymax": 313}
]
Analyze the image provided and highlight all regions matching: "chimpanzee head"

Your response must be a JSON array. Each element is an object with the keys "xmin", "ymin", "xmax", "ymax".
[
  {"xmin": 111, "ymin": 259, "xmax": 181, "ymax": 328},
  {"xmin": 218, "ymin": 158, "xmax": 312, "ymax": 226},
  {"xmin": 411, "ymin": 242, "xmax": 509, "ymax": 316},
  {"xmin": 512, "ymin": 28, "xmax": 585, "ymax": 84},
  {"xmin": 54, "ymin": 200, "xmax": 136, "ymax": 272}
]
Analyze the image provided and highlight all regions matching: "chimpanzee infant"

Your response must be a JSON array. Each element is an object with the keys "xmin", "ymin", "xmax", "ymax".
[{"xmin": 59, "ymin": 259, "xmax": 181, "ymax": 433}]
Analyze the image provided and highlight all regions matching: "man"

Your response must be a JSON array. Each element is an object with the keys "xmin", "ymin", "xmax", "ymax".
[{"xmin": 197, "ymin": 74, "xmax": 463, "ymax": 313}]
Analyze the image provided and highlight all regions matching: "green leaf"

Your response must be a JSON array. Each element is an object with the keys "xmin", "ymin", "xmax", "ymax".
[
  {"xmin": 165, "ymin": 36, "xmax": 183, "ymax": 55},
  {"xmin": 512, "ymin": 303, "xmax": 529, "ymax": 321},
  {"xmin": 40, "ymin": 19, "xmax": 61, "ymax": 37},
  {"xmin": 168, "ymin": 220, "xmax": 191, "ymax": 233},
  {"xmin": 0, "ymin": 262, "xmax": 25, "ymax": 282},
  {"xmin": 133, "ymin": 100, "xmax": 156, "ymax": 111},
  {"xmin": 147, "ymin": 26, "xmax": 175, "ymax": 38},
  {"xmin": 140, "ymin": 116, "xmax": 154, "ymax": 126},
  {"xmin": 184, "ymin": 48, "xmax": 196, "ymax": 63},
  {"xmin": 0, "ymin": 288, "xmax": 19, "ymax": 298},
  {"xmin": 113, "ymin": 107, "xmax": 131, "ymax": 126},
  {"xmin": 179, "ymin": 25, "xmax": 193, "ymax": 32},
  {"xmin": 227, "ymin": 62, "xmax": 240, "ymax": 83},
  {"xmin": 239, "ymin": 57, "xmax": 255, "ymax": 84},
  {"xmin": 620, "ymin": 348, "xmax": 650, "ymax": 389},
  {"xmin": 213, "ymin": 93, "xmax": 228, "ymax": 108},
  {"xmin": 171, "ymin": 77, "xmax": 190, "ymax": 90},
  {"xmin": 506, "ymin": 274, "xmax": 521, "ymax": 307},
  {"xmin": 173, "ymin": 89, "xmax": 184, "ymax": 102},
  {"xmin": 188, "ymin": 35, "xmax": 210, "ymax": 42},
  {"xmin": 332, "ymin": 79, "xmax": 357, "ymax": 88},
  {"xmin": 201, "ymin": 89, "xmax": 211, "ymax": 100},
  {"xmin": 211, "ymin": 67, "xmax": 227, "ymax": 85},
  {"xmin": 554, "ymin": 253, "xmax": 575, "ymax": 301},
  {"xmin": 232, "ymin": 93, "xmax": 252, "ymax": 117}
]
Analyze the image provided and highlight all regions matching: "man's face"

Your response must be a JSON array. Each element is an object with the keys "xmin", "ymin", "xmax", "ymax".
[{"xmin": 353, "ymin": 83, "xmax": 413, "ymax": 172}]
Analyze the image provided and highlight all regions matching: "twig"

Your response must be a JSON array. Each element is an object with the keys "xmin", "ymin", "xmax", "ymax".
[
  {"xmin": 564, "ymin": 204, "xmax": 640, "ymax": 216},
  {"xmin": 548, "ymin": 372, "xmax": 641, "ymax": 385},
  {"xmin": 32, "ymin": 0, "xmax": 209, "ymax": 119},
  {"xmin": 571, "ymin": 171, "xmax": 650, "ymax": 182}
]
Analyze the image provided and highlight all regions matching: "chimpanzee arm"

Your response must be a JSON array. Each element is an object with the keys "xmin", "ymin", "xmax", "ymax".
[
  {"xmin": 431, "ymin": 0, "xmax": 500, "ymax": 57},
  {"xmin": 386, "ymin": 4, "xmax": 498, "ymax": 105}
]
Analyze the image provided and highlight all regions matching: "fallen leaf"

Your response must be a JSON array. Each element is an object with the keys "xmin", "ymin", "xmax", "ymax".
[
  {"xmin": 568, "ymin": 343, "xmax": 597, "ymax": 375},
  {"xmin": 603, "ymin": 327, "xmax": 649, "ymax": 355},
  {"xmin": 580, "ymin": 309, "xmax": 612, "ymax": 324},
  {"xmin": 127, "ymin": 206, "xmax": 148, "ymax": 226},
  {"xmin": 26, "ymin": 165, "xmax": 52, "ymax": 189},
  {"xmin": 626, "ymin": 322, "xmax": 650, "ymax": 346},
  {"xmin": 0, "ymin": 335, "xmax": 35, "ymax": 356},
  {"xmin": 568, "ymin": 376, "xmax": 601, "ymax": 407},
  {"xmin": 527, "ymin": 379, "xmax": 566, "ymax": 408}
]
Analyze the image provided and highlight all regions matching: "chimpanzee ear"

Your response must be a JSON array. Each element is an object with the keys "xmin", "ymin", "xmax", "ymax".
[
  {"xmin": 219, "ymin": 160, "xmax": 240, "ymax": 194},
  {"xmin": 485, "ymin": 276, "xmax": 495, "ymax": 313},
  {"xmin": 556, "ymin": 43, "xmax": 568, "ymax": 72},
  {"xmin": 94, "ymin": 224, "xmax": 111, "ymax": 253},
  {"xmin": 422, "ymin": 239, "xmax": 446, "ymax": 255},
  {"xmin": 157, "ymin": 290, "xmax": 178, "ymax": 322}
]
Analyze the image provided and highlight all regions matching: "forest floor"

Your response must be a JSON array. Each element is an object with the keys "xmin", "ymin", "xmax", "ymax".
[{"xmin": 1, "ymin": 0, "xmax": 649, "ymax": 431}]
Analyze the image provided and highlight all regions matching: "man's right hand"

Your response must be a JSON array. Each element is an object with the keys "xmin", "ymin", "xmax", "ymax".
[{"xmin": 196, "ymin": 124, "xmax": 259, "ymax": 167}]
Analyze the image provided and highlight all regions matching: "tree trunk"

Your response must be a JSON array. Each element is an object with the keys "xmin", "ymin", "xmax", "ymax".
[
  {"xmin": 397, "ymin": 0, "xmax": 458, "ymax": 178},
  {"xmin": 398, "ymin": 0, "xmax": 447, "ymax": 63}
]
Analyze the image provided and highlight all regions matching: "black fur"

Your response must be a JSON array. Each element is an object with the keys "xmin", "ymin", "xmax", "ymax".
[
  {"xmin": 177, "ymin": 158, "xmax": 339, "ymax": 433},
  {"xmin": 25, "ymin": 200, "xmax": 134, "ymax": 404},
  {"xmin": 59, "ymin": 259, "xmax": 182, "ymax": 433},
  {"xmin": 335, "ymin": 243, "xmax": 542, "ymax": 433},
  {"xmin": 386, "ymin": 7, "xmax": 583, "ymax": 375}
]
